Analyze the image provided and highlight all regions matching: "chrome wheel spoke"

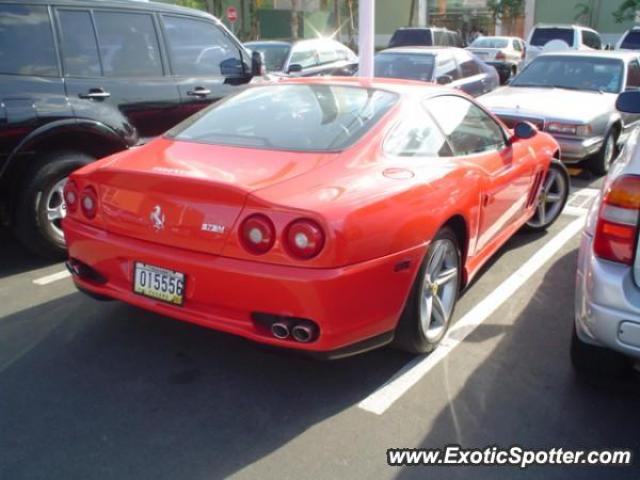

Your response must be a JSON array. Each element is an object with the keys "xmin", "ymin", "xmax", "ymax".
[
  {"xmin": 435, "ymin": 267, "xmax": 458, "ymax": 287},
  {"xmin": 428, "ymin": 242, "xmax": 446, "ymax": 278},
  {"xmin": 47, "ymin": 204, "xmax": 65, "ymax": 222},
  {"xmin": 432, "ymin": 294, "xmax": 448, "ymax": 326},
  {"xmin": 546, "ymin": 193, "xmax": 562, "ymax": 203}
]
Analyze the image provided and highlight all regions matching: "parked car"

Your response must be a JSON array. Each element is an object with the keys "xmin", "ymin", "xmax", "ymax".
[
  {"xmin": 480, "ymin": 51, "xmax": 640, "ymax": 175},
  {"xmin": 616, "ymin": 26, "xmax": 640, "ymax": 51},
  {"xmin": 572, "ymin": 90, "xmax": 640, "ymax": 377},
  {"xmin": 525, "ymin": 24, "xmax": 602, "ymax": 64},
  {"xmin": 245, "ymin": 39, "xmax": 358, "ymax": 77},
  {"xmin": 374, "ymin": 47, "xmax": 499, "ymax": 97},
  {"xmin": 388, "ymin": 26, "xmax": 463, "ymax": 49},
  {"xmin": 0, "ymin": 0, "xmax": 262, "ymax": 259},
  {"xmin": 466, "ymin": 35, "xmax": 526, "ymax": 83},
  {"xmin": 63, "ymin": 77, "xmax": 568, "ymax": 358}
]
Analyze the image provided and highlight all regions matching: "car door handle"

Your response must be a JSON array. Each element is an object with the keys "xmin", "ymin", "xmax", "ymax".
[
  {"xmin": 79, "ymin": 88, "xmax": 111, "ymax": 100},
  {"xmin": 187, "ymin": 87, "xmax": 211, "ymax": 97}
]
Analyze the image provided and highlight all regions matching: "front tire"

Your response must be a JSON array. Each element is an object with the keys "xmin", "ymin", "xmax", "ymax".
[
  {"xmin": 524, "ymin": 160, "xmax": 570, "ymax": 232},
  {"xmin": 13, "ymin": 151, "xmax": 94, "ymax": 259},
  {"xmin": 587, "ymin": 129, "xmax": 617, "ymax": 176},
  {"xmin": 394, "ymin": 227, "xmax": 461, "ymax": 354}
]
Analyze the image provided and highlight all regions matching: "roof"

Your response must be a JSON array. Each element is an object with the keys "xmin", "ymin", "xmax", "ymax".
[
  {"xmin": 272, "ymin": 76, "xmax": 456, "ymax": 97},
  {"xmin": 245, "ymin": 40, "xmax": 293, "ymax": 47},
  {"xmin": 532, "ymin": 23, "xmax": 598, "ymax": 32},
  {"xmin": 0, "ymin": 0, "xmax": 215, "ymax": 19},
  {"xmin": 393, "ymin": 26, "xmax": 455, "ymax": 32},
  {"xmin": 377, "ymin": 46, "xmax": 466, "ymax": 55},
  {"xmin": 537, "ymin": 50, "xmax": 639, "ymax": 61}
]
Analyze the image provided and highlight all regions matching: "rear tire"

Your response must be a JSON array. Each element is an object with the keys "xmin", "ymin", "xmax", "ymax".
[
  {"xmin": 587, "ymin": 129, "xmax": 617, "ymax": 176},
  {"xmin": 394, "ymin": 227, "xmax": 461, "ymax": 354},
  {"xmin": 13, "ymin": 151, "xmax": 94, "ymax": 259},
  {"xmin": 571, "ymin": 325, "xmax": 632, "ymax": 378}
]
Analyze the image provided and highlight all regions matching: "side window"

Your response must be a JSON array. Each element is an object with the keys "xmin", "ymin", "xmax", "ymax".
[
  {"xmin": 434, "ymin": 54, "xmax": 460, "ymax": 80},
  {"xmin": 162, "ymin": 15, "xmax": 243, "ymax": 76},
  {"xmin": 627, "ymin": 60, "xmax": 640, "ymax": 90},
  {"xmin": 384, "ymin": 108, "xmax": 452, "ymax": 157},
  {"xmin": 318, "ymin": 45, "xmax": 338, "ymax": 65},
  {"xmin": 289, "ymin": 45, "xmax": 318, "ymax": 68},
  {"xmin": 57, "ymin": 10, "xmax": 101, "ymax": 77},
  {"xmin": 454, "ymin": 51, "xmax": 481, "ymax": 77},
  {"xmin": 426, "ymin": 95, "xmax": 506, "ymax": 155},
  {"xmin": 582, "ymin": 30, "xmax": 602, "ymax": 49},
  {"xmin": 0, "ymin": 4, "xmax": 57, "ymax": 76},
  {"xmin": 94, "ymin": 11, "xmax": 162, "ymax": 77},
  {"xmin": 513, "ymin": 40, "xmax": 522, "ymax": 52}
]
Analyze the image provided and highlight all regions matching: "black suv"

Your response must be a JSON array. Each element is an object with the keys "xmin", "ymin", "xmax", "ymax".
[{"xmin": 0, "ymin": 0, "xmax": 261, "ymax": 258}]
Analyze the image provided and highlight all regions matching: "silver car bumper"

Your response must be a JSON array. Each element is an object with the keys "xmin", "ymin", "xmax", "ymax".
[
  {"xmin": 556, "ymin": 135, "xmax": 603, "ymax": 163},
  {"xmin": 575, "ymin": 231, "xmax": 640, "ymax": 359}
]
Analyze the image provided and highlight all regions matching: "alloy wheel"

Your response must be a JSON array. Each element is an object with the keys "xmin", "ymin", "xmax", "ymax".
[
  {"xmin": 43, "ymin": 177, "xmax": 68, "ymax": 240},
  {"xmin": 420, "ymin": 239, "xmax": 459, "ymax": 342},
  {"xmin": 527, "ymin": 166, "xmax": 568, "ymax": 229}
]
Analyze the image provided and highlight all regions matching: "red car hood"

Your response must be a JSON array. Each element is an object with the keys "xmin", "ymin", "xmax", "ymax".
[{"xmin": 88, "ymin": 137, "xmax": 337, "ymax": 255}]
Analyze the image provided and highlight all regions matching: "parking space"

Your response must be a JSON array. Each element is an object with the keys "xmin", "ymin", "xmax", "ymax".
[{"xmin": 2, "ymin": 172, "xmax": 638, "ymax": 480}]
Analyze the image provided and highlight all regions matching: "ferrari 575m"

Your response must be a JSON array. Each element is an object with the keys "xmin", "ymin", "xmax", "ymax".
[{"xmin": 63, "ymin": 78, "xmax": 568, "ymax": 358}]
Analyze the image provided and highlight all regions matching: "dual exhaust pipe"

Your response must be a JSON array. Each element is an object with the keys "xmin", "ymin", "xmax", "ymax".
[{"xmin": 271, "ymin": 319, "xmax": 318, "ymax": 343}]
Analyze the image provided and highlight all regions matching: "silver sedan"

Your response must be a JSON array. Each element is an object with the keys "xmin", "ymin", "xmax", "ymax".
[
  {"xmin": 480, "ymin": 51, "xmax": 640, "ymax": 175},
  {"xmin": 573, "ymin": 90, "xmax": 640, "ymax": 376}
]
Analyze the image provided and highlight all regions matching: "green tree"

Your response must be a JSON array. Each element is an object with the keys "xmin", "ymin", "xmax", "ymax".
[
  {"xmin": 613, "ymin": 0, "xmax": 640, "ymax": 22},
  {"xmin": 487, "ymin": 0, "xmax": 525, "ymax": 33}
]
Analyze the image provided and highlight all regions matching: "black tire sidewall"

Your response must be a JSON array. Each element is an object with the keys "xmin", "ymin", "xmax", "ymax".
[
  {"xmin": 13, "ymin": 151, "xmax": 93, "ymax": 259},
  {"xmin": 394, "ymin": 227, "xmax": 461, "ymax": 354},
  {"xmin": 588, "ymin": 129, "xmax": 617, "ymax": 176},
  {"xmin": 524, "ymin": 160, "xmax": 570, "ymax": 233}
]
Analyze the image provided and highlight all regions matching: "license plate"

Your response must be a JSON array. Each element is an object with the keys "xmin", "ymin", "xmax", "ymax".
[{"xmin": 133, "ymin": 262, "xmax": 185, "ymax": 305}]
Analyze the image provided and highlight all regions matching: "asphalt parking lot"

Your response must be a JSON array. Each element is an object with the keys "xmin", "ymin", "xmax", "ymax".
[{"xmin": 1, "ymin": 170, "xmax": 639, "ymax": 480}]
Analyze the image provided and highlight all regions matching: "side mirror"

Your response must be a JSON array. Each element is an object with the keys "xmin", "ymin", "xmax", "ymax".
[
  {"xmin": 287, "ymin": 63, "xmax": 303, "ymax": 74},
  {"xmin": 436, "ymin": 74, "xmax": 453, "ymax": 85},
  {"xmin": 511, "ymin": 121, "xmax": 537, "ymax": 141},
  {"xmin": 616, "ymin": 90, "xmax": 640, "ymax": 113},
  {"xmin": 251, "ymin": 50, "xmax": 264, "ymax": 76}
]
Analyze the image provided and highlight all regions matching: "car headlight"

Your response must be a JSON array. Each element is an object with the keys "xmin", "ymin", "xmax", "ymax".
[{"xmin": 546, "ymin": 122, "xmax": 592, "ymax": 136}]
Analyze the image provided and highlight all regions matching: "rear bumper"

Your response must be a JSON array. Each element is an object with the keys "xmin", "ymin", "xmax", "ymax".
[
  {"xmin": 575, "ymin": 231, "xmax": 640, "ymax": 359},
  {"xmin": 64, "ymin": 218, "xmax": 424, "ymax": 355}
]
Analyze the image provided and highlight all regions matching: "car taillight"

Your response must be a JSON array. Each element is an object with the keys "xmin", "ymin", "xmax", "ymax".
[
  {"xmin": 63, "ymin": 181, "xmax": 78, "ymax": 213},
  {"xmin": 240, "ymin": 214, "xmax": 275, "ymax": 254},
  {"xmin": 80, "ymin": 186, "xmax": 98, "ymax": 219},
  {"xmin": 285, "ymin": 219, "xmax": 325, "ymax": 259},
  {"xmin": 593, "ymin": 175, "xmax": 640, "ymax": 265},
  {"xmin": 495, "ymin": 51, "xmax": 506, "ymax": 61}
]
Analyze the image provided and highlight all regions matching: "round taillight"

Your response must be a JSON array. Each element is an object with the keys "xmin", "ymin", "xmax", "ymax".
[
  {"xmin": 80, "ymin": 186, "xmax": 98, "ymax": 219},
  {"xmin": 285, "ymin": 219, "xmax": 325, "ymax": 259},
  {"xmin": 63, "ymin": 181, "xmax": 78, "ymax": 213},
  {"xmin": 240, "ymin": 214, "xmax": 275, "ymax": 254}
]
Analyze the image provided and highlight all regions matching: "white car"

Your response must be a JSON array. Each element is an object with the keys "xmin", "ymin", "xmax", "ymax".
[
  {"xmin": 466, "ymin": 35, "xmax": 525, "ymax": 83},
  {"xmin": 525, "ymin": 24, "xmax": 602, "ymax": 64},
  {"xmin": 616, "ymin": 26, "xmax": 640, "ymax": 50}
]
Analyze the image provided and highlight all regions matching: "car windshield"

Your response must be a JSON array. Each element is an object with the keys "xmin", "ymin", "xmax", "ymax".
[
  {"xmin": 389, "ymin": 29, "xmax": 432, "ymax": 47},
  {"xmin": 246, "ymin": 43, "xmax": 291, "ymax": 72},
  {"xmin": 471, "ymin": 38, "xmax": 509, "ymax": 49},
  {"xmin": 511, "ymin": 56, "xmax": 623, "ymax": 93},
  {"xmin": 620, "ymin": 31, "xmax": 640, "ymax": 50},
  {"xmin": 530, "ymin": 27, "xmax": 574, "ymax": 47},
  {"xmin": 374, "ymin": 53, "xmax": 435, "ymax": 82},
  {"xmin": 170, "ymin": 84, "xmax": 398, "ymax": 152}
]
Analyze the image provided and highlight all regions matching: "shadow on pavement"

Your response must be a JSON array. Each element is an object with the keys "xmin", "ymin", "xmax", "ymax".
[
  {"xmin": 395, "ymin": 250, "xmax": 640, "ymax": 480},
  {"xmin": 0, "ymin": 291, "xmax": 413, "ymax": 479},
  {"xmin": 0, "ymin": 227, "xmax": 58, "ymax": 279}
]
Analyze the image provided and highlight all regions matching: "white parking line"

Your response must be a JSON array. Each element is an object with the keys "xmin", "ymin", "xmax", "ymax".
[
  {"xmin": 358, "ymin": 214, "xmax": 586, "ymax": 415},
  {"xmin": 32, "ymin": 270, "xmax": 70, "ymax": 286}
]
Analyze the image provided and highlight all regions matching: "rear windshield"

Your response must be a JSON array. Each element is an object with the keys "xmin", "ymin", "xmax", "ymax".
[
  {"xmin": 170, "ymin": 84, "xmax": 398, "ymax": 152},
  {"xmin": 620, "ymin": 31, "xmax": 640, "ymax": 50},
  {"xmin": 530, "ymin": 28, "xmax": 574, "ymax": 47},
  {"xmin": 374, "ymin": 52, "xmax": 435, "ymax": 82},
  {"xmin": 471, "ymin": 37, "xmax": 509, "ymax": 49},
  {"xmin": 389, "ymin": 29, "xmax": 432, "ymax": 48},
  {"xmin": 246, "ymin": 43, "xmax": 291, "ymax": 72}
]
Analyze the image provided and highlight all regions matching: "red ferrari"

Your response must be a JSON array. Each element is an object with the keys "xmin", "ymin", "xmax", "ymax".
[{"xmin": 63, "ymin": 78, "xmax": 568, "ymax": 358}]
